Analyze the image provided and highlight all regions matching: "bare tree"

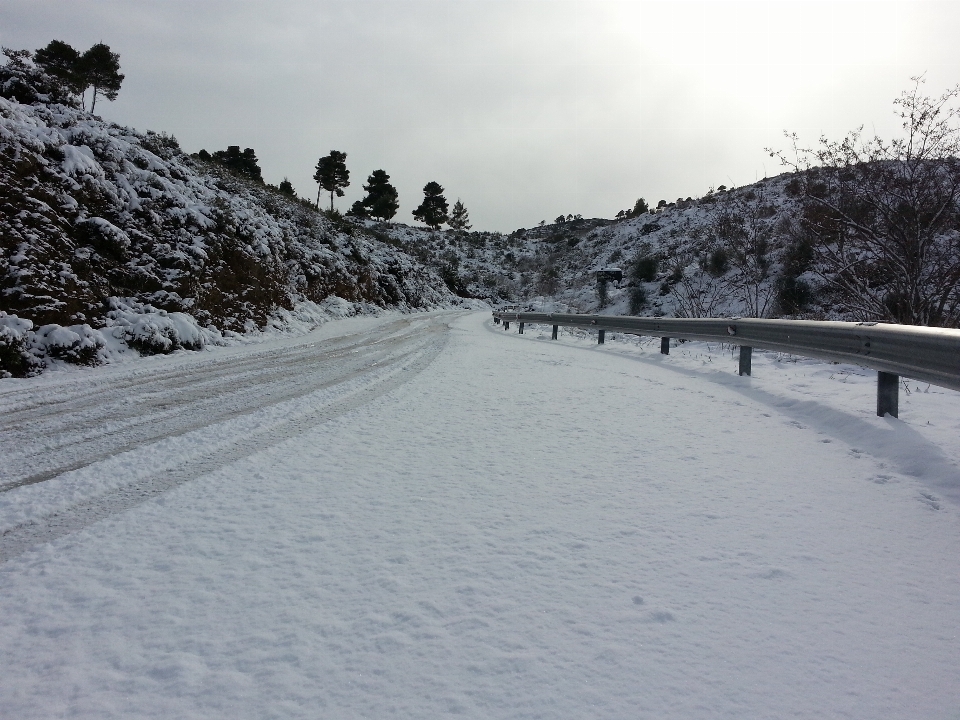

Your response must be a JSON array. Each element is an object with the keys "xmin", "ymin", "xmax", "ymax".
[
  {"xmin": 671, "ymin": 257, "xmax": 730, "ymax": 318},
  {"xmin": 710, "ymin": 188, "xmax": 778, "ymax": 318},
  {"xmin": 770, "ymin": 78, "xmax": 960, "ymax": 326}
]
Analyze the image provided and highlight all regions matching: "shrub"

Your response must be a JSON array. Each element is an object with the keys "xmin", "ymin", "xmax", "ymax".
[
  {"xmin": 707, "ymin": 247, "xmax": 730, "ymax": 276},
  {"xmin": 0, "ymin": 313, "xmax": 40, "ymax": 378},
  {"xmin": 629, "ymin": 285, "xmax": 648, "ymax": 314},
  {"xmin": 776, "ymin": 276, "xmax": 812, "ymax": 314},
  {"xmin": 34, "ymin": 324, "xmax": 105, "ymax": 365},
  {"xmin": 597, "ymin": 279, "xmax": 609, "ymax": 308},
  {"xmin": 633, "ymin": 255, "xmax": 658, "ymax": 282}
]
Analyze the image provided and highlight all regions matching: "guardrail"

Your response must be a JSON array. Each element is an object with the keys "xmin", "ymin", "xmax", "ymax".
[{"xmin": 492, "ymin": 311, "xmax": 960, "ymax": 418}]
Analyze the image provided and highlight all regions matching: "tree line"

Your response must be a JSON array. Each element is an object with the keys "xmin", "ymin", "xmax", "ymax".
[
  {"xmin": 312, "ymin": 150, "xmax": 471, "ymax": 231},
  {"xmin": 190, "ymin": 144, "xmax": 471, "ymax": 231}
]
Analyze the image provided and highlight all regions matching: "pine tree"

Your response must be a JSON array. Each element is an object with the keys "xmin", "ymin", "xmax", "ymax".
[
  {"xmin": 211, "ymin": 146, "xmax": 264, "ymax": 183},
  {"xmin": 360, "ymin": 169, "xmax": 399, "ymax": 222},
  {"xmin": 278, "ymin": 178, "xmax": 296, "ymax": 197},
  {"xmin": 33, "ymin": 40, "xmax": 85, "ymax": 97},
  {"xmin": 629, "ymin": 198, "xmax": 649, "ymax": 217},
  {"xmin": 448, "ymin": 199, "xmax": 471, "ymax": 232},
  {"xmin": 78, "ymin": 43, "xmax": 123, "ymax": 113},
  {"xmin": 347, "ymin": 200, "xmax": 369, "ymax": 219},
  {"xmin": 313, "ymin": 150, "xmax": 350, "ymax": 210},
  {"xmin": 412, "ymin": 181, "xmax": 449, "ymax": 230}
]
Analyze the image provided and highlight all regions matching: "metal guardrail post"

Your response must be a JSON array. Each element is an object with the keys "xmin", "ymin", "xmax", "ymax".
[
  {"xmin": 519, "ymin": 322, "xmax": 524, "ymax": 334},
  {"xmin": 661, "ymin": 337, "xmax": 670, "ymax": 355},
  {"xmin": 598, "ymin": 329, "xmax": 605, "ymax": 344},
  {"xmin": 739, "ymin": 346, "xmax": 752, "ymax": 376},
  {"xmin": 504, "ymin": 321, "xmax": 509, "ymax": 330},
  {"xmin": 877, "ymin": 372, "xmax": 899, "ymax": 417},
  {"xmin": 552, "ymin": 325, "xmax": 558, "ymax": 340}
]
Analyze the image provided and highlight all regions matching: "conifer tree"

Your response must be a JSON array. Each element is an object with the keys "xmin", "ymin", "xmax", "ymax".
[
  {"xmin": 448, "ymin": 199, "xmax": 471, "ymax": 232},
  {"xmin": 33, "ymin": 40, "xmax": 85, "ymax": 97},
  {"xmin": 278, "ymin": 178, "xmax": 296, "ymax": 196},
  {"xmin": 361, "ymin": 169, "xmax": 399, "ymax": 222},
  {"xmin": 630, "ymin": 198, "xmax": 649, "ymax": 217},
  {"xmin": 412, "ymin": 181, "xmax": 449, "ymax": 230},
  {"xmin": 79, "ymin": 43, "xmax": 123, "ymax": 113},
  {"xmin": 313, "ymin": 150, "xmax": 350, "ymax": 210},
  {"xmin": 347, "ymin": 200, "xmax": 369, "ymax": 219},
  {"xmin": 211, "ymin": 146, "xmax": 264, "ymax": 183}
]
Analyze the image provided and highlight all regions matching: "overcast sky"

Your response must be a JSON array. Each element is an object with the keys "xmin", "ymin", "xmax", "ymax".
[{"xmin": 4, "ymin": 1, "xmax": 960, "ymax": 231}]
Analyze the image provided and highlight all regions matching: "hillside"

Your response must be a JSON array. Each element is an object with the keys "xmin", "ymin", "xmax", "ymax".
[
  {"xmin": 375, "ymin": 175, "xmax": 817, "ymax": 320},
  {"xmin": 0, "ymin": 61, "xmax": 458, "ymax": 376},
  {"xmin": 382, "ymin": 88, "xmax": 960, "ymax": 328}
]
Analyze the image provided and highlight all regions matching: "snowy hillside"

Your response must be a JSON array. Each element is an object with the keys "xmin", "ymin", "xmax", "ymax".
[
  {"xmin": 0, "ymin": 61, "xmax": 459, "ymax": 377},
  {"xmin": 373, "ymin": 176, "xmax": 818, "ymax": 321}
]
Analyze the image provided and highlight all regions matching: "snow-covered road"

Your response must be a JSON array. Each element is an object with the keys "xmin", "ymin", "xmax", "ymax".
[
  {"xmin": 0, "ymin": 312, "xmax": 451, "ymax": 559},
  {"xmin": 1, "ymin": 310, "xmax": 959, "ymax": 719}
]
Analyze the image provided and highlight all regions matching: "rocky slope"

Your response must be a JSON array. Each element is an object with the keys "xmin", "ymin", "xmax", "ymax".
[{"xmin": 0, "ymin": 66, "xmax": 458, "ymax": 376}]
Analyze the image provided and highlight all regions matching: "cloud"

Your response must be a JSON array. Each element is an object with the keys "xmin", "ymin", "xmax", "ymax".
[{"xmin": 2, "ymin": 0, "xmax": 958, "ymax": 230}]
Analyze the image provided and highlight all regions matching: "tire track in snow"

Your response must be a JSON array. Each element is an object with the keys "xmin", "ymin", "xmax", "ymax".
[
  {"xmin": 0, "ymin": 318, "xmax": 412, "ymax": 421},
  {"xmin": 0, "ymin": 315, "xmax": 440, "ymax": 492},
  {"xmin": 0, "ymin": 315, "xmax": 454, "ymax": 562}
]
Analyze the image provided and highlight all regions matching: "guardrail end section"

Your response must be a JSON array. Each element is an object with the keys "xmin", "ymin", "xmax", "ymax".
[{"xmin": 877, "ymin": 371, "xmax": 899, "ymax": 418}]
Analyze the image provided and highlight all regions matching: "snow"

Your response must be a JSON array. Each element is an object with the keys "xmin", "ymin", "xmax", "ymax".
[
  {"xmin": 1, "ymin": 311, "xmax": 959, "ymax": 718},
  {"xmin": 60, "ymin": 143, "xmax": 105, "ymax": 178}
]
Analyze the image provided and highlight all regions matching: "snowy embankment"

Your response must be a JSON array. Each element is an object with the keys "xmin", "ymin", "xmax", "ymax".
[
  {"xmin": 0, "ymin": 89, "xmax": 458, "ymax": 377},
  {"xmin": 1, "ymin": 311, "xmax": 959, "ymax": 719}
]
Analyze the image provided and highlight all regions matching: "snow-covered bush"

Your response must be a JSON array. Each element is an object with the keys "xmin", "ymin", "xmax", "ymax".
[
  {"xmin": 105, "ymin": 299, "xmax": 221, "ymax": 355},
  {"xmin": 32, "ymin": 323, "xmax": 106, "ymax": 366},
  {"xmin": 0, "ymin": 314, "xmax": 108, "ymax": 375},
  {"xmin": 0, "ymin": 312, "xmax": 41, "ymax": 378}
]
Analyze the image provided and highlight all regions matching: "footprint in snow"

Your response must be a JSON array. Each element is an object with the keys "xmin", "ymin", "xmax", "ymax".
[{"xmin": 919, "ymin": 493, "xmax": 941, "ymax": 510}]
